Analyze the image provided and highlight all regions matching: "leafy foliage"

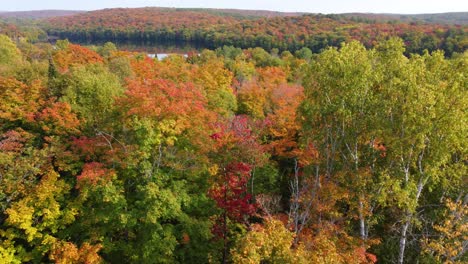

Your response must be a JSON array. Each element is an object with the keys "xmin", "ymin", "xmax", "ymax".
[
  {"xmin": 0, "ymin": 32, "xmax": 465, "ymax": 264},
  {"xmin": 45, "ymin": 8, "xmax": 468, "ymax": 56}
]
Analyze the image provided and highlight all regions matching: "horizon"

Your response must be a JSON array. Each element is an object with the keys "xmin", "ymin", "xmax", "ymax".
[
  {"xmin": 1, "ymin": 0, "xmax": 468, "ymax": 14},
  {"xmin": 1, "ymin": 7, "xmax": 468, "ymax": 16}
]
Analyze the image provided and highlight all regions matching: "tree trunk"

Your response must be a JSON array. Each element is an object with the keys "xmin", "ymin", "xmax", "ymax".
[
  {"xmin": 359, "ymin": 200, "xmax": 367, "ymax": 240},
  {"xmin": 398, "ymin": 219, "xmax": 410, "ymax": 264},
  {"xmin": 398, "ymin": 178, "xmax": 425, "ymax": 264}
]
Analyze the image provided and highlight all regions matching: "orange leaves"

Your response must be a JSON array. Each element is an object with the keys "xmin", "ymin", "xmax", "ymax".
[
  {"xmin": 122, "ymin": 78, "xmax": 206, "ymax": 126},
  {"xmin": 0, "ymin": 77, "xmax": 80, "ymax": 135},
  {"xmin": 36, "ymin": 102, "xmax": 80, "ymax": 135},
  {"xmin": 257, "ymin": 66, "xmax": 288, "ymax": 88},
  {"xmin": 372, "ymin": 139, "xmax": 387, "ymax": 157},
  {"xmin": 50, "ymin": 241, "xmax": 102, "ymax": 264},
  {"xmin": 0, "ymin": 77, "xmax": 43, "ymax": 122},
  {"xmin": 53, "ymin": 44, "xmax": 103, "ymax": 73},
  {"xmin": 299, "ymin": 224, "xmax": 378, "ymax": 264},
  {"xmin": 296, "ymin": 143, "xmax": 319, "ymax": 167},
  {"xmin": 129, "ymin": 56, "xmax": 157, "ymax": 79},
  {"xmin": 265, "ymin": 83, "xmax": 305, "ymax": 159},
  {"xmin": 117, "ymin": 74, "xmax": 215, "ymax": 167}
]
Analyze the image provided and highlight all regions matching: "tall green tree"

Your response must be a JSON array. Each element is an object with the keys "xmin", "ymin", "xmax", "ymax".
[{"xmin": 376, "ymin": 46, "xmax": 467, "ymax": 264}]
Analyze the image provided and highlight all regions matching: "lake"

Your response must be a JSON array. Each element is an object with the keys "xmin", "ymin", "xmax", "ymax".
[{"xmin": 73, "ymin": 40, "xmax": 205, "ymax": 54}]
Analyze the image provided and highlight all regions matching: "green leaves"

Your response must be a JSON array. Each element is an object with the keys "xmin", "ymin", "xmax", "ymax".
[
  {"xmin": 301, "ymin": 38, "xmax": 467, "ymax": 263},
  {"xmin": 0, "ymin": 35, "xmax": 21, "ymax": 66},
  {"xmin": 60, "ymin": 64, "xmax": 123, "ymax": 128},
  {"xmin": 0, "ymin": 36, "xmax": 465, "ymax": 263}
]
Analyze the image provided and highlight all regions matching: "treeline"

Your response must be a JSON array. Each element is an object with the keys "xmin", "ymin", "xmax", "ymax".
[
  {"xmin": 0, "ymin": 33, "xmax": 467, "ymax": 263},
  {"xmin": 341, "ymin": 12, "xmax": 468, "ymax": 25},
  {"xmin": 43, "ymin": 8, "xmax": 468, "ymax": 55}
]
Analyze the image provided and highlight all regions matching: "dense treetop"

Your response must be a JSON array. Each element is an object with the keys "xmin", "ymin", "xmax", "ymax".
[{"xmin": 0, "ymin": 13, "xmax": 466, "ymax": 263}]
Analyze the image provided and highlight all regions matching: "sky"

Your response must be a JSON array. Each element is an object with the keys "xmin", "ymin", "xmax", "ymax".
[{"xmin": 1, "ymin": 0, "xmax": 468, "ymax": 14}]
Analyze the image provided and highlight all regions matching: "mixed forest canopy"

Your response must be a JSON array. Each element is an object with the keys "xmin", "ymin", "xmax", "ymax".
[
  {"xmin": 0, "ymin": 7, "xmax": 467, "ymax": 264},
  {"xmin": 38, "ymin": 7, "xmax": 468, "ymax": 56}
]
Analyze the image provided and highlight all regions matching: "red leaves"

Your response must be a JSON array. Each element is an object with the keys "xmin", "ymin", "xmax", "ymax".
[
  {"xmin": 209, "ymin": 132, "xmax": 222, "ymax": 140},
  {"xmin": 208, "ymin": 116, "xmax": 266, "ymax": 238},
  {"xmin": 0, "ymin": 129, "xmax": 32, "ymax": 153},
  {"xmin": 76, "ymin": 162, "xmax": 114, "ymax": 188},
  {"xmin": 71, "ymin": 136, "xmax": 110, "ymax": 161},
  {"xmin": 209, "ymin": 162, "xmax": 257, "ymax": 242},
  {"xmin": 209, "ymin": 162, "xmax": 256, "ymax": 222},
  {"xmin": 210, "ymin": 115, "xmax": 266, "ymax": 166}
]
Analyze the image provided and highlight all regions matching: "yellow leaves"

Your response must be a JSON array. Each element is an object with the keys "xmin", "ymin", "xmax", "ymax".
[
  {"xmin": 157, "ymin": 119, "xmax": 183, "ymax": 146},
  {"xmin": 0, "ymin": 34, "xmax": 22, "ymax": 66},
  {"xmin": 1, "ymin": 167, "xmax": 75, "ymax": 260},
  {"xmin": 5, "ymin": 201, "xmax": 37, "ymax": 242},
  {"xmin": 231, "ymin": 219, "xmax": 305, "ymax": 264},
  {"xmin": 232, "ymin": 59, "xmax": 256, "ymax": 81},
  {"xmin": 208, "ymin": 164, "xmax": 219, "ymax": 176},
  {"xmin": 237, "ymin": 80, "xmax": 266, "ymax": 119},
  {"xmin": 298, "ymin": 223, "xmax": 377, "ymax": 264},
  {"xmin": 0, "ymin": 244, "xmax": 21, "ymax": 264},
  {"xmin": 197, "ymin": 59, "xmax": 233, "ymax": 92},
  {"xmin": 195, "ymin": 58, "xmax": 237, "ymax": 116},
  {"xmin": 42, "ymin": 235, "xmax": 58, "ymax": 247},
  {"xmin": 422, "ymin": 198, "xmax": 467, "ymax": 263}
]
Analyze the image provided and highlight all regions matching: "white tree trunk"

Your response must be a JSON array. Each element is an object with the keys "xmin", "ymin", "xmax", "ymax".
[
  {"xmin": 398, "ymin": 178, "xmax": 425, "ymax": 264},
  {"xmin": 359, "ymin": 200, "xmax": 367, "ymax": 240}
]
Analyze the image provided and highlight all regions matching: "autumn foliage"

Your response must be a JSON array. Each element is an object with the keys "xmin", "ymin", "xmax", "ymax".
[
  {"xmin": 45, "ymin": 7, "xmax": 468, "ymax": 56},
  {"xmin": 53, "ymin": 43, "xmax": 104, "ymax": 72},
  {"xmin": 0, "ymin": 29, "xmax": 466, "ymax": 264}
]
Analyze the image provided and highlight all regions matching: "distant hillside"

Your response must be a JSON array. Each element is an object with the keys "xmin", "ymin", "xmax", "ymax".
[
  {"xmin": 2, "ymin": 7, "xmax": 467, "ymax": 24},
  {"xmin": 0, "ymin": 10, "xmax": 85, "ymax": 19},
  {"xmin": 396, "ymin": 12, "xmax": 468, "ymax": 25},
  {"xmin": 173, "ymin": 8, "xmax": 306, "ymax": 18},
  {"xmin": 342, "ymin": 12, "xmax": 468, "ymax": 25}
]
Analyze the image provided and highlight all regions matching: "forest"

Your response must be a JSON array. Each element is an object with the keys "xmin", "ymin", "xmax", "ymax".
[
  {"xmin": 43, "ymin": 8, "xmax": 468, "ymax": 56},
  {"xmin": 0, "ymin": 7, "xmax": 467, "ymax": 264}
]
